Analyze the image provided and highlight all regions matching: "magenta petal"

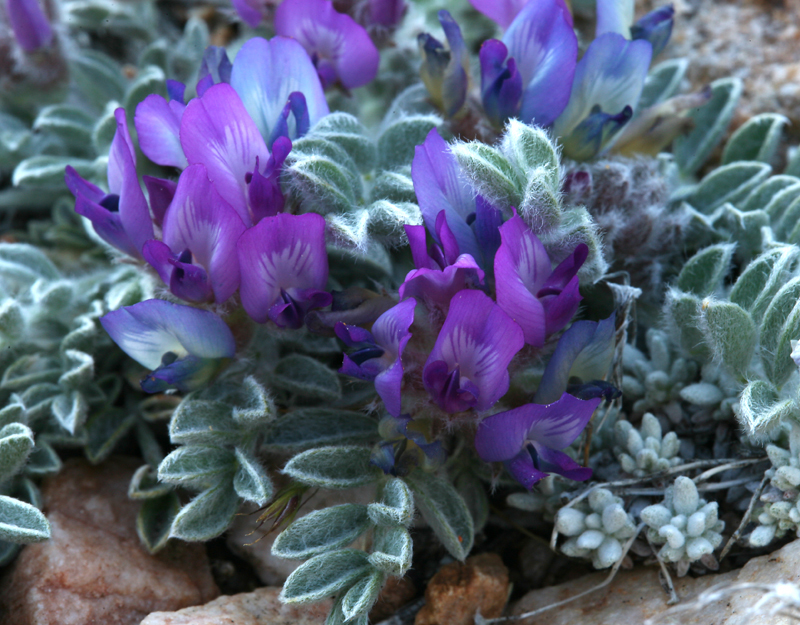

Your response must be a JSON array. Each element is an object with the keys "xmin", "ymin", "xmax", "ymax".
[
  {"xmin": 411, "ymin": 129, "xmax": 482, "ymax": 262},
  {"xmin": 533, "ymin": 444, "xmax": 593, "ymax": 481},
  {"xmin": 161, "ymin": 164, "xmax": 246, "ymax": 304},
  {"xmin": 404, "ymin": 225, "xmax": 436, "ymax": 270},
  {"xmin": 542, "ymin": 275, "xmax": 582, "ymax": 336},
  {"xmin": 142, "ymin": 239, "xmax": 174, "ymax": 285},
  {"xmin": 135, "ymin": 95, "xmax": 188, "ymax": 169},
  {"xmin": 524, "ymin": 393, "xmax": 600, "ymax": 449},
  {"xmin": 424, "ymin": 289, "xmax": 523, "ymax": 412},
  {"xmin": 237, "ymin": 212, "xmax": 329, "ymax": 324},
  {"xmin": 275, "ymin": 0, "xmax": 379, "ymax": 90},
  {"xmin": 230, "ymin": 37, "xmax": 329, "ymax": 143},
  {"xmin": 503, "ymin": 0, "xmax": 577, "ymax": 127},
  {"xmin": 474, "ymin": 406, "xmax": 536, "ymax": 462},
  {"xmin": 180, "ymin": 83, "xmax": 269, "ymax": 227},
  {"xmin": 399, "ymin": 254, "xmax": 484, "ymax": 312},
  {"xmin": 494, "ymin": 215, "xmax": 551, "ymax": 347},
  {"xmin": 371, "ymin": 297, "xmax": 416, "ymax": 356},
  {"xmin": 468, "ymin": 0, "xmax": 527, "ymax": 29},
  {"xmin": 542, "ymin": 243, "xmax": 588, "ymax": 292},
  {"xmin": 65, "ymin": 166, "xmax": 104, "ymax": 205},
  {"xmin": 7, "ymin": 0, "xmax": 53, "ymax": 52},
  {"xmin": 109, "ymin": 108, "xmax": 153, "ymax": 256},
  {"xmin": 335, "ymin": 322, "xmax": 375, "ymax": 346},
  {"xmin": 142, "ymin": 176, "xmax": 177, "ymax": 227},
  {"xmin": 231, "ymin": 0, "xmax": 263, "ymax": 27},
  {"xmin": 74, "ymin": 194, "xmax": 139, "ymax": 258},
  {"xmin": 505, "ymin": 450, "xmax": 549, "ymax": 490}
]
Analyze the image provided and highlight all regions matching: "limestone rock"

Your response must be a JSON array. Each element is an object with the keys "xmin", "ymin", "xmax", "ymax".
[
  {"xmin": 0, "ymin": 457, "xmax": 218, "ymax": 625},
  {"xmin": 415, "ymin": 553, "xmax": 509, "ymax": 625},
  {"xmin": 512, "ymin": 537, "xmax": 800, "ymax": 625},
  {"xmin": 140, "ymin": 587, "xmax": 331, "ymax": 625}
]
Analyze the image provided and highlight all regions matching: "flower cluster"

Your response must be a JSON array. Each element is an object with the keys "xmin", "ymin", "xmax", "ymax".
[{"xmin": 66, "ymin": 36, "xmax": 334, "ymax": 393}]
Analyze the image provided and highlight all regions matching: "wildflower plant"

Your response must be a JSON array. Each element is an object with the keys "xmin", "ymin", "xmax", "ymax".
[{"xmin": 3, "ymin": 0, "xmax": 800, "ymax": 621}]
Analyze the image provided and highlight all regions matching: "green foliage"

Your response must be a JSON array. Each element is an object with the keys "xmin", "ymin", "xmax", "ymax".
[
  {"xmin": 272, "ymin": 354, "xmax": 342, "ymax": 403},
  {"xmin": 281, "ymin": 549, "xmax": 372, "ymax": 604},
  {"xmin": 676, "ymin": 244, "xmax": 734, "ymax": 297},
  {"xmin": 282, "ymin": 446, "xmax": 382, "ymax": 489},
  {"xmin": 0, "ymin": 495, "xmax": 49, "ymax": 543},
  {"xmin": 169, "ymin": 481, "xmax": 241, "ymax": 542},
  {"xmin": 272, "ymin": 504, "xmax": 372, "ymax": 560},
  {"xmin": 722, "ymin": 113, "xmax": 787, "ymax": 165},
  {"xmin": 689, "ymin": 162, "xmax": 772, "ymax": 213},
  {"xmin": 638, "ymin": 58, "xmax": 689, "ymax": 110},
  {"xmin": 264, "ymin": 408, "xmax": 379, "ymax": 449},
  {"xmin": 450, "ymin": 141, "xmax": 522, "ymax": 210},
  {"xmin": 699, "ymin": 301, "xmax": 756, "ymax": 377},
  {"xmin": 378, "ymin": 115, "xmax": 441, "ymax": 172}
]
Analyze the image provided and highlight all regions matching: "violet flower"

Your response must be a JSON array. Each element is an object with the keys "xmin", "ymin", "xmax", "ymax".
[
  {"xmin": 231, "ymin": 0, "xmax": 266, "ymax": 28},
  {"xmin": 6, "ymin": 0, "xmax": 53, "ymax": 52},
  {"xmin": 534, "ymin": 314, "xmax": 618, "ymax": 405},
  {"xmin": 412, "ymin": 128, "xmax": 503, "ymax": 267},
  {"xmin": 552, "ymin": 33, "xmax": 652, "ymax": 160},
  {"xmin": 368, "ymin": 0, "xmax": 405, "ymax": 28},
  {"xmin": 196, "ymin": 46, "xmax": 233, "ymax": 96},
  {"xmin": 418, "ymin": 10, "xmax": 469, "ymax": 118},
  {"xmin": 134, "ymin": 81, "xmax": 188, "ymax": 170},
  {"xmin": 101, "ymin": 299, "xmax": 236, "ymax": 393},
  {"xmin": 596, "ymin": 0, "xmax": 674, "ymax": 58},
  {"xmin": 275, "ymin": 0, "xmax": 379, "ymax": 90},
  {"xmin": 475, "ymin": 392, "xmax": 600, "ymax": 489},
  {"xmin": 237, "ymin": 212, "xmax": 332, "ymax": 328},
  {"xmin": 469, "ymin": 0, "xmax": 573, "ymax": 30},
  {"xmin": 65, "ymin": 108, "xmax": 153, "ymax": 260},
  {"xmin": 229, "ymin": 36, "xmax": 329, "ymax": 145},
  {"xmin": 480, "ymin": 0, "xmax": 577, "ymax": 128},
  {"xmin": 494, "ymin": 214, "xmax": 586, "ymax": 348},
  {"xmin": 336, "ymin": 297, "xmax": 416, "ymax": 416},
  {"xmin": 142, "ymin": 164, "xmax": 246, "ymax": 305},
  {"xmin": 423, "ymin": 290, "xmax": 524, "ymax": 413},
  {"xmin": 399, "ymin": 215, "xmax": 484, "ymax": 313}
]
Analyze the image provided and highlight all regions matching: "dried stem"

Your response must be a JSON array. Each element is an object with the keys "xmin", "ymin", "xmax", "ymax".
[
  {"xmin": 646, "ymin": 530, "xmax": 679, "ymax": 605},
  {"xmin": 718, "ymin": 473, "xmax": 770, "ymax": 562}
]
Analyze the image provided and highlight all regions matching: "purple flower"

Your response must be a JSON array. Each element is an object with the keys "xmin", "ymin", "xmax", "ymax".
[
  {"xmin": 134, "ymin": 85, "xmax": 188, "ymax": 170},
  {"xmin": 142, "ymin": 176, "xmax": 177, "ymax": 228},
  {"xmin": 246, "ymin": 137, "xmax": 291, "ymax": 221},
  {"xmin": 275, "ymin": 0, "xmax": 379, "ymax": 90},
  {"xmin": 418, "ymin": 10, "xmax": 469, "ymax": 118},
  {"xmin": 6, "ymin": 0, "xmax": 53, "ymax": 52},
  {"xmin": 595, "ymin": 0, "xmax": 634, "ymax": 37},
  {"xmin": 479, "ymin": 40, "xmax": 523, "ymax": 129},
  {"xmin": 423, "ymin": 290, "xmax": 524, "ymax": 413},
  {"xmin": 468, "ymin": 0, "xmax": 528, "ymax": 29},
  {"xmin": 237, "ymin": 212, "xmax": 332, "ymax": 328},
  {"xmin": 534, "ymin": 314, "xmax": 618, "ymax": 405},
  {"xmin": 631, "ymin": 5, "xmax": 674, "ymax": 58},
  {"xmin": 101, "ymin": 299, "xmax": 235, "ymax": 393},
  {"xmin": 231, "ymin": 0, "xmax": 267, "ymax": 28},
  {"xmin": 229, "ymin": 37, "xmax": 329, "ymax": 144},
  {"xmin": 179, "ymin": 83, "xmax": 270, "ymax": 227},
  {"xmin": 474, "ymin": 393, "xmax": 600, "ymax": 489},
  {"xmin": 142, "ymin": 164, "xmax": 246, "ymax": 304},
  {"xmin": 552, "ymin": 33, "xmax": 652, "ymax": 160},
  {"xmin": 336, "ymin": 297, "xmax": 416, "ymax": 416},
  {"xmin": 368, "ymin": 0, "xmax": 405, "ymax": 28},
  {"xmin": 499, "ymin": 0, "xmax": 578, "ymax": 128},
  {"xmin": 65, "ymin": 108, "xmax": 153, "ymax": 260},
  {"xmin": 494, "ymin": 214, "xmax": 586, "ymax": 348},
  {"xmin": 371, "ymin": 414, "xmax": 445, "ymax": 476},
  {"xmin": 399, "ymin": 216, "xmax": 484, "ymax": 313},
  {"xmin": 196, "ymin": 46, "xmax": 233, "ymax": 96}
]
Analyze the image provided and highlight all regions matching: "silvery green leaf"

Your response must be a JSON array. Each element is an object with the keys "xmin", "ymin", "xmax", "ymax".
[
  {"xmin": 158, "ymin": 445, "xmax": 237, "ymax": 488},
  {"xmin": 32, "ymin": 279, "xmax": 73, "ymax": 311},
  {"xmin": 0, "ymin": 354, "xmax": 60, "ymax": 391},
  {"xmin": 760, "ymin": 277, "xmax": 800, "ymax": 379},
  {"xmin": 326, "ymin": 209, "xmax": 370, "ymax": 250},
  {"xmin": 264, "ymin": 408, "xmax": 378, "ymax": 449},
  {"xmin": 663, "ymin": 289, "xmax": 709, "ymax": 357},
  {"xmin": 13, "ymin": 156, "xmax": 96, "ymax": 189},
  {"xmin": 231, "ymin": 376, "xmax": 275, "ymax": 430},
  {"xmin": 341, "ymin": 569, "xmax": 384, "ymax": 622},
  {"xmin": 748, "ymin": 246, "xmax": 800, "ymax": 321},
  {"xmin": 406, "ymin": 470, "xmax": 474, "ymax": 561},
  {"xmin": 378, "ymin": 115, "xmax": 441, "ymax": 171},
  {"xmin": 368, "ymin": 477, "xmax": 414, "ymax": 527},
  {"xmin": 455, "ymin": 470, "xmax": 490, "ymax": 532},
  {"xmin": 674, "ymin": 77, "xmax": 742, "ymax": 175},
  {"xmin": 24, "ymin": 441, "xmax": 61, "ymax": 478},
  {"xmin": 0, "ymin": 300, "xmax": 23, "ymax": 339},
  {"xmin": 0, "ymin": 423, "xmax": 34, "ymax": 482},
  {"xmin": 281, "ymin": 549, "xmax": 371, "ymax": 604},
  {"xmin": 282, "ymin": 446, "xmax": 381, "ymax": 489},
  {"xmin": 92, "ymin": 101, "xmax": 120, "ymax": 154},
  {"xmin": 367, "ymin": 200, "xmax": 422, "ymax": 246},
  {"xmin": 368, "ymin": 525, "xmax": 412, "ymax": 576},
  {"xmin": 52, "ymin": 391, "xmax": 89, "ymax": 435},
  {"xmin": 290, "ymin": 137, "xmax": 362, "ymax": 200},
  {"xmin": 128, "ymin": 464, "xmax": 173, "ymax": 500},
  {"xmin": 769, "ymin": 302, "xmax": 800, "ymax": 388},
  {"xmin": 135, "ymin": 420, "xmax": 163, "ymax": 468},
  {"xmin": 58, "ymin": 350, "xmax": 94, "ymax": 389},
  {"xmin": 741, "ymin": 175, "xmax": 800, "ymax": 212},
  {"xmin": 272, "ymin": 504, "xmax": 372, "ymax": 560},
  {"xmin": 0, "ymin": 495, "xmax": 49, "ymax": 543},
  {"xmin": 689, "ymin": 162, "xmax": 771, "ymax": 213},
  {"xmin": 710, "ymin": 204, "xmax": 768, "ymax": 263},
  {"xmin": 169, "ymin": 399, "xmax": 239, "ymax": 446},
  {"xmin": 501, "ymin": 119, "xmax": 559, "ymax": 191},
  {"xmin": 309, "ymin": 113, "xmax": 376, "ymax": 173},
  {"xmin": 61, "ymin": 315, "xmax": 98, "ymax": 353},
  {"xmin": 137, "ymin": 491, "xmax": 180, "ymax": 553},
  {"xmin": 0, "ymin": 404, "xmax": 25, "ymax": 429},
  {"xmin": 69, "ymin": 50, "xmax": 127, "ymax": 108},
  {"xmin": 450, "ymin": 141, "xmax": 522, "ymax": 210},
  {"xmin": 0, "ymin": 244, "xmax": 60, "ymax": 286},
  {"xmin": 123, "ymin": 65, "xmax": 167, "ymax": 113},
  {"xmin": 285, "ymin": 155, "xmax": 356, "ymax": 215},
  {"xmin": 327, "ymin": 242, "xmax": 392, "ymax": 280},
  {"xmin": 171, "ymin": 17, "xmax": 210, "ymax": 81},
  {"xmin": 700, "ymin": 301, "xmax": 756, "ymax": 377},
  {"xmin": 370, "ymin": 169, "xmax": 417, "ymax": 204},
  {"xmin": 638, "ymin": 58, "xmax": 689, "ymax": 110},
  {"xmin": 169, "ymin": 480, "xmax": 240, "ymax": 541},
  {"xmin": 18, "ymin": 383, "xmax": 60, "ymax": 422},
  {"xmin": 84, "ymin": 407, "xmax": 136, "ymax": 462},
  {"xmin": 542, "ymin": 206, "xmax": 607, "ymax": 283},
  {"xmin": 233, "ymin": 448, "xmax": 273, "ymax": 506},
  {"xmin": 139, "ymin": 39, "xmax": 169, "ymax": 72},
  {"xmin": 33, "ymin": 105, "xmax": 94, "ymax": 155},
  {"xmin": 272, "ymin": 354, "xmax": 341, "ymax": 402},
  {"xmin": 722, "ymin": 113, "xmax": 788, "ymax": 165},
  {"xmin": 763, "ymin": 182, "xmax": 800, "ymax": 225},
  {"xmin": 738, "ymin": 380, "xmax": 794, "ymax": 434},
  {"xmin": 676, "ymin": 243, "xmax": 734, "ymax": 297}
]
